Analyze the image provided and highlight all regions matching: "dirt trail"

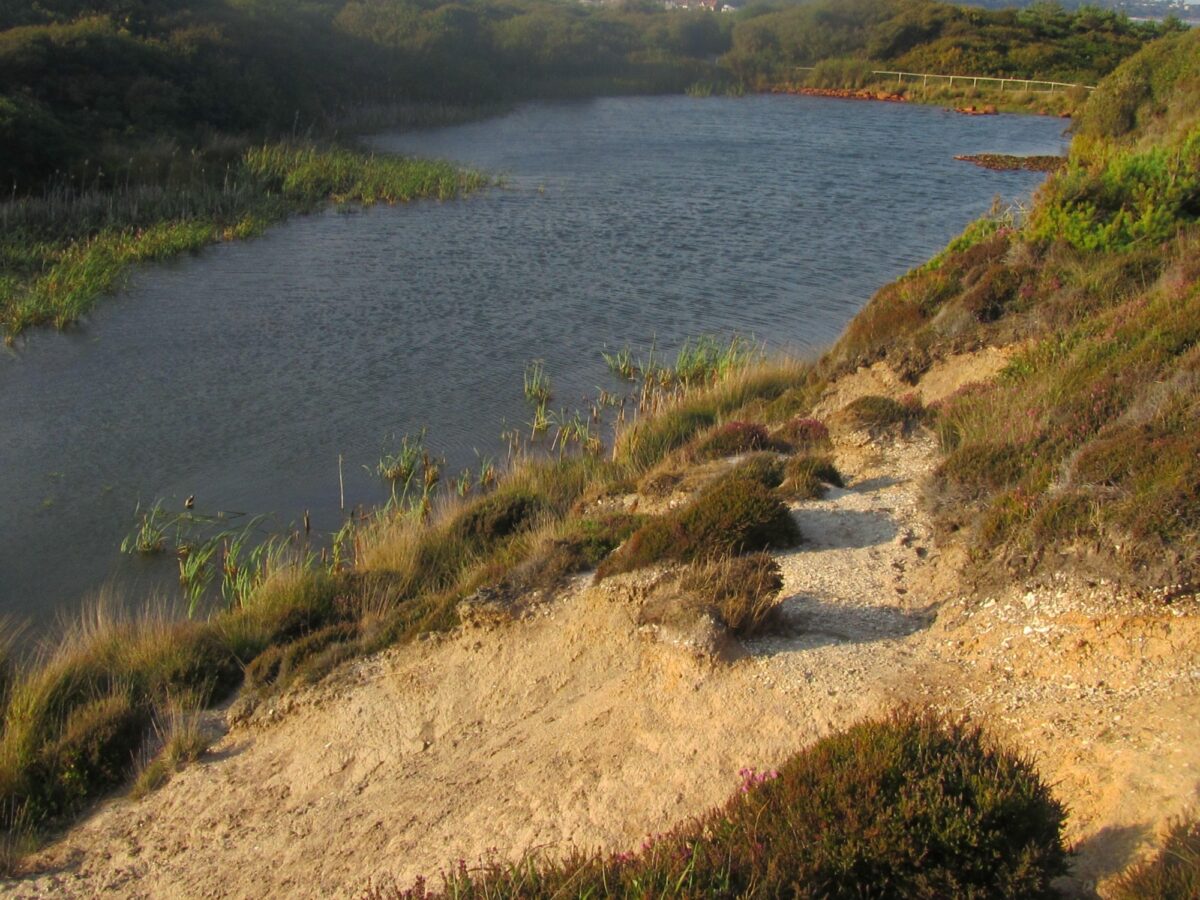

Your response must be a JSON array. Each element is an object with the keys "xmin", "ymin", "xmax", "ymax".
[{"xmin": 8, "ymin": 352, "xmax": 1199, "ymax": 899}]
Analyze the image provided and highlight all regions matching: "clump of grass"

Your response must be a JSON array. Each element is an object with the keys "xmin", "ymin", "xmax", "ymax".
[
  {"xmin": 241, "ymin": 144, "xmax": 487, "ymax": 206},
  {"xmin": 598, "ymin": 474, "xmax": 800, "ymax": 578},
  {"xmin": 679, "ymin": 552, "xmax": 784, "ymax": 637},
  {"xmin": 1110, "ymin": 815, "xmax": 1200, "ymax": 899},
  {"xmin": 368, "ymin": 712, "xmax": 1068, "ymax": 899},
  {"xmin": 613, "ymin": 359, "xmax": 810, "ymax": 472},
  {"xmin": 131, "ymin": 693, "xmax": 212, "ymax": 799},
  {"xmin": 522, "ymin": 360, "xmax": 552, "ymax": 406},
  {"xmin": 783, "ymin": 454, "xmax": 844, "ymax": 499},
  {"xmin": 376, "ymin": 429, "xmax": 427, "ymax": 492},
  {"xmin": 601, "ymin": 344, "xmax": 638, "ymax": 380},
  {"xmin": 120, "ymin": 499, "xmax": 178, "ymax": 555}
]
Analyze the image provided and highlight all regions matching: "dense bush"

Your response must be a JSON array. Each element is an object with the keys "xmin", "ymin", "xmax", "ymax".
[
  {"xmin": 774, "ymin": 416, "xmax": 831, "ymax": 452},
  {"xmin": 723, "ymin": 0, "xmax": 1162, "ymax": 87},
  {"xmin": 450, "ymin": 488, "xmax": 546, "ymax": 550},
  {"xmin": 507, "ymin": 512, "xmax": 645, "ymax": 595},
  {"xmin": 369, "ymin": 713, "xmax": 1069, "ymax": 899},
  {"xmin": 691, "ymin": 420, "xmax": 775, "ymax": 460},
  {"xmin": 727, "ymin": 452, "xmax": 787, "ymax": 490},
  {"xmin": 598, "ymin": 475, "xmax": 800, "ymax": 578},
  {"xmin": 937, "ymin": 441, "xmax": 1029, "ymax": 495}
]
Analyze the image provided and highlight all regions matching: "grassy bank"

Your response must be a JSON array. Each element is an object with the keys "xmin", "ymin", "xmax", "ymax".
[
  {"xmin": 0, "ymin": 143, "xmax": 489, "ymax": 340},
  {"xmin": 811, "ymin": 26, "xmax": 1200, "ymax": 591}
]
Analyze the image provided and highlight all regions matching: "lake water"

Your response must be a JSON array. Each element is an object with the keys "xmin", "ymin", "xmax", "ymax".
[{"xmin": 0, "ymin": 95, "xmax": 1067, "ymax": 625}]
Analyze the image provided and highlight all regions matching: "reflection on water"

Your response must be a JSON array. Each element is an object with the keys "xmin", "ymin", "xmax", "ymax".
[{"xmin": 0, "ymin": 94, "xmax": 1066, "ymax": 624}]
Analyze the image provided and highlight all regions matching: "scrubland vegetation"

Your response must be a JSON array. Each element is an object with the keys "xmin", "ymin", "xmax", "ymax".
[{"xmin": 2, "ymin": 6, "xmax": 1198, "ymax": 895}]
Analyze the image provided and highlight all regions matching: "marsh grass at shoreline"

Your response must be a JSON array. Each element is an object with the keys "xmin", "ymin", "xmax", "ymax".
[{"xmin": 0, "ymin": 142, "xmax": 489, "ymax": 341}]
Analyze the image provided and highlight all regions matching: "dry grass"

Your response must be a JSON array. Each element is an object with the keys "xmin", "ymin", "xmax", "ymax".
[
  {"xmin": 678, "ymin": 553, "xmax": 785, "ymax": 637},
  {"xmin": 1110, "ymin": 815, "xmax": 1200, "ymax": 900}
]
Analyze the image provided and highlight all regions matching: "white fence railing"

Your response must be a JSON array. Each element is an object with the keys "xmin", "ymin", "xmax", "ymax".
[{"xmin": 793, "ymin": 67, "xmax": 1095, "ymax": 93}]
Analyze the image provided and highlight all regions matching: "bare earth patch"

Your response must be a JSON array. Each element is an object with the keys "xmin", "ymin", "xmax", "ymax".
[{"xmin": 7, "ymin": 354, "xmax": 1197, "ymax": 899}]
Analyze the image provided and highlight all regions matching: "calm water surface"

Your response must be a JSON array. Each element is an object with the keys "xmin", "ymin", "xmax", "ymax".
[{"xmin": 0, "ymin": 95, "xmax": 1067, "ymax": 624}]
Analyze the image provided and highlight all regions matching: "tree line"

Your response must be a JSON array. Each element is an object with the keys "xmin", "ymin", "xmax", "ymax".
[{"xmin": 0, "ymin": 0, "xmax": 1175, "ymax": 192}]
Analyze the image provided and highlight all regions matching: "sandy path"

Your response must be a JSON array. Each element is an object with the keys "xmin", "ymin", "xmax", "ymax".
[{"xmin": 9, "ymin": 441, "xmax": 944, "ymax": 899}]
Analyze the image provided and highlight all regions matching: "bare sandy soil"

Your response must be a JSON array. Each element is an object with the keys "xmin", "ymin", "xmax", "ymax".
[{"xmin": 7, "ymin": 351, "xmax": 1198, "ymax": 899}]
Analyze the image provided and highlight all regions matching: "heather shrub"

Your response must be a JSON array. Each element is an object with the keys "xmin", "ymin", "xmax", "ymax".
[
  {"xmin": 510, "ymin": 513, "xmax": 645, "ymax": 593},
  {"xmin": 370, "ymin": 713, "xmax": 1069, "ymax": 899},
  {"xmin": 774, "ymin": 416, "xmax": 831, "ymax": 452},
  {"xmin": 25, "ymin": 694, "xmax": 149, "ymax": 822},
  {"xmin": 784, "ymin": 454, "xmax": 844, "ymax": 499},
  {"xmin": 449, "ymin": 488, "xmax": 545, "ymax": 550},
  {"xmin": 843, "ymin": 394, "xmax": 928, "ymax": 431},
  {"xmin": 727, "ymin": 453, "xmax": 786, "ymax": 490},
  {"xmin": 690, "ymin": 420, "xmax": 775, "ymax": 460},
  {"xmin": 243, "ymin": 621, "xmax": 358, "ymax": 693},
  {"xmin": 937, "ymin": 441, "xmax": 1029, "ymax": 495},
  {"xmin": 598, "ymin": 476, "xmax": 800, "ymax": 578}
]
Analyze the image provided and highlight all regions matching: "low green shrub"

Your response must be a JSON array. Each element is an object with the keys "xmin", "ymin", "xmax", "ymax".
[
  {"xmin": 784, "ymin": 454, "xmax": 844, "ymax": 499},
  {"xmin": 369, "ymin": 713, "xmax": 1068, "ymax": 899},
  {"xmin": 243, "ymin": 621, "xmax": 358, "ymax": 694},
  {"xmin": 1110, "ymin": 815, "xmax": 1200, "ymax": 900},
  {"xmin": 449, "ymin": 488, "xmax": 546, "ymax": 550},
  {"xmin": 727, "ymin": 453, "xmax": 786, "ymax": 490},
  {"xmin": 26, "ymin": 694, "xmax": 150, "ymax": 823},
  {"xmin": 598, "ymin": 475, "xmax": 800, "ymax": 578},
  {"xmin": 690, "ymin": 421, "xmax": 775, "ymax": 460},
  {"xmin": 938, "ymin": 442, "xmax": 1030, "ymax": 495},
  {"xmin": 510, "ymin": 513, "xmax": 645, "ymax": 594},
  {"xmin": 773, "ymin": 416, "xmax": 831, "ymax": 452}
]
